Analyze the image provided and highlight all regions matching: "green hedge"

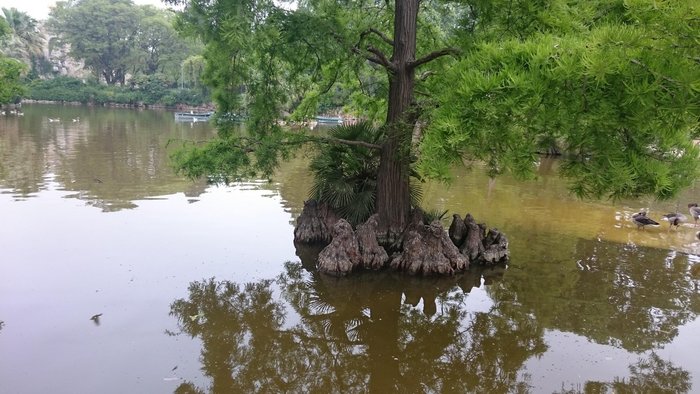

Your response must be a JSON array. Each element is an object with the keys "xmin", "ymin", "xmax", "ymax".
[{"xmin": 27, "ymin": 76, "xmax": 209, "ymax": 106}]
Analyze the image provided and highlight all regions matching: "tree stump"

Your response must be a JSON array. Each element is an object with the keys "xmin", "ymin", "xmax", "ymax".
[
  {"xmin": 317, "ymin": 219, "xmax": 360, "ymax": 276},
  {"xmin": 459, "ymin": 214, "xmax": 485, "ymax": 262},
  {"xmin": 448, "ymin": 213, "xmax": 467, "ymax": 246},
  {"xmin": 293, "ymin": 200, "xmax": 340, "ymax": 244},
  {"xmin": 450, "ymin": 213, "xmax": 509, "ymax": 265},
  {"xmin": 390, "ymin": 210, "xmax": 468, "ymax": 275},
  {"xmin": 356, "ymin": 214, "xmax": 389, "ymax": 270},
  {"xmin": 481, "ymin": 228, "xmax": 509, "ymax": 263}
]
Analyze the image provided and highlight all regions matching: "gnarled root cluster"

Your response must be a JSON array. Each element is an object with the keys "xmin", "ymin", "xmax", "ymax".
[
  {"xmin": 293, "ymin": 200, "xmax": 339, "ymax": 243},
  {"xmin": 294, "ymin": 201, "xmax": 509, "ymax": 276},
  {"xmin": 390, "ymin": 209, "xmax": 467, "ymax": 275},
  {"xmin": 449, "ymin": 213, "xmax": 509, "ymax": 264}
]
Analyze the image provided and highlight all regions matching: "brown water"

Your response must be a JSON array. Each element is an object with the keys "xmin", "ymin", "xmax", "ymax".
[{"xmin": 1, "ymin": 104, "xmax": 698, "ymax": 393}]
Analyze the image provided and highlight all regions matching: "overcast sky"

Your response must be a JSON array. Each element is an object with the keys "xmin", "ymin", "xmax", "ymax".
[{"xmin": 0, "ymin": 0, "xmax": 173, "ymax": 20}]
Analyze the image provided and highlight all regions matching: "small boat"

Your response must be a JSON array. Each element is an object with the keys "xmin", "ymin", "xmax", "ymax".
[
  {"xmin": 174, "ymin": 111, "xmax": 214, "ymax": 122},
  {"xmin": 315, "ymin": 115, "xmax": 344, "ymax": 124}
]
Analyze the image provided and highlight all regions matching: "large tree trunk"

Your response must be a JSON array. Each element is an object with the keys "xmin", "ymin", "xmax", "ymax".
[{"xmin": 375, "ymin": 0, "xmax": 419, "ymax": 243}]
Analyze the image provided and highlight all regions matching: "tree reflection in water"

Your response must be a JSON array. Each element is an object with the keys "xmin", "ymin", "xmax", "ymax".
[
  {"xmin": 504, "ymin": 237, "xmax": 700, "ymax": 353},
  {"xmin": 169, "ymin": 236, "xmax": 697, "ymax": 393},
  {"xmin": 555, "ymin": 353, "xmax": 690, "ymax": 394},
  {"xmin": 169, "ymin": 262, "xmax": 544, "ymax": 393}
]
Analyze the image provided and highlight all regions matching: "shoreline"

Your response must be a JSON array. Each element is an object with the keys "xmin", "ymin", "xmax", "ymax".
[{"xmin": 17, "ymin": 99, "xmax": 215, "ymax": 112}]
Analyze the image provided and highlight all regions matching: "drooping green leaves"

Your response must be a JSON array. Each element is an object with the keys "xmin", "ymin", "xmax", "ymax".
[{"xmin": 424, "ymin": 0, "xmax": 700, "ymax": 200}]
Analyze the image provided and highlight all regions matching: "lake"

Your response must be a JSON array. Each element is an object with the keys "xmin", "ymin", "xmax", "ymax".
[{"xmin": 1, "ymin": 104, "xmax": 698, "ymax": 393}]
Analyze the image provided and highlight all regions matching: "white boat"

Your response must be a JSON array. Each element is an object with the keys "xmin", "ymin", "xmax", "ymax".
[
  {"xmin": 174, "ymin": 111, "xmax": 214, "ymax": 122},
  {"xmin": 315, "ymin": 115, "xmax": 344, "ymax": 124}
]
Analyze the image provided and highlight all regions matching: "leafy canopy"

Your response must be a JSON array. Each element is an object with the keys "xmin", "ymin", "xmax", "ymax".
[
  {"xmin": 48, "ymin": 0, "xmax": 201, "ymax": 85},
  {"xmin": 171, "ymin": 0, "xmax": 700, "ymax": 202},
  {"xmin": 422, "ymin": 0, "xmax": 700, "ymax": 200}
]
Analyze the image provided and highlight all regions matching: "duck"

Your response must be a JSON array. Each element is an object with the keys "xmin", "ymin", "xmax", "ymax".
[
  {"xmin": 632, "ymin": 211, "xmax": 659, "ymax": 229},
  {"xmin": 662, "ymin": 212, "xmax": 687, "ymax": 230},
  {"xmin": 688, "ymin": 203, "xmax": 700, "ymax": 226}
]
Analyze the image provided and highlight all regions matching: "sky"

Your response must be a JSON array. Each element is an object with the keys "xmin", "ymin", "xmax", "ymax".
[{"xmin": 0, "ymin": 0, "xmax": 172, "ymax": 20}]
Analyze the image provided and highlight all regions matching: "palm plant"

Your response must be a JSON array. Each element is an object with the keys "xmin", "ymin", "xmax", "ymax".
[
  {"xmin": 309, "ymin": 122, "xmax": 381, "ymax": 226},
  {"xmin": 309, "ymin": 122, "xmax": 423, "ymax": 227},
  {"xmin": 0, "ymin": 8, "xmax": 46, "ymax": 69}
]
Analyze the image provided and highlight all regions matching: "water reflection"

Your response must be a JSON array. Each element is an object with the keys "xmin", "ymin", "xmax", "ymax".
[
  {"xmin": 555, "ymin": 353, "xmax": 690, "ymax": 393},
  {"xmin": 169, "ymin": 262, "xmax": 543, "ymax": 393},
  {"xmin": 170, "ymin": 233, "xmax": 699, "ymax": 393},
  {"xmin": 504, "ymin": 237, "xmax": 700, "ymax": 353},
  {"xmin": 0, "ymin": 104, "xmax": 213, "ymax": 210}
]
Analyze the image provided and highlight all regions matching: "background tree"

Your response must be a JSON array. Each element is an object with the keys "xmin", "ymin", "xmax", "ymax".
[
  {"xmin": 0, "ymin": 55, "xmax": 26, "ymax": 104},
  {"xmin": 48, "ymin": 0, "xmax": 202, "ymax": 89},
  {"xmin": 170, "ymin": 0, "xmax": 700, "ymax": 248},
  {"xmin": 0, "ymin": 8, "xmax": 47, "ymax": 78},
  {"xmin": 49, "ymin": 0, "xmax": 140, "ymax": 85},
  {"xmin": 0, "ymin": 8, "xmax": 44, "ymax": 63}
]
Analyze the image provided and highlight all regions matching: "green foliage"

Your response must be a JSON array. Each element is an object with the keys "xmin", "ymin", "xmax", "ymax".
[
  {"xmin": 0, "ymin": 8, "xmax": 50, "ymax": 78},
  {"xmin": 0, "ymin": 12, "xmax": 11, "ymax": 39},
  {"xmin": 48, "ymin": 0, "xmax": 140, "ymax": 85},
  {"xmin": 171, "ymin": 0, "xmax": 700, "ymax": 215},
  {"xmin": 48, "ymin": 0, "xmax": 202, "ymax": 86},
  {"xmin": 309, "ymin": 122, "xmax": 383, "ymax": 226},
  {"xmin": 0, "ymin": 56, "xmax": 25, "ymax": 103},
  {"xmin": 171, "ymin": 122, "xmax": 304, "ymax": 183},
  {"xmin": 27, "ymin": 76, "xmax": 206, "ymax": 106},
  {"xmin": 423, "ymin": 0, "xmax": 700, "ymax": 200},
  {"xmin": 308, "ymin": 122, "xmax": 425, "ymax": 226}
]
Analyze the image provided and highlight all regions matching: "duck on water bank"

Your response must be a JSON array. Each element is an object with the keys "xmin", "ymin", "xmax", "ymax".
[
  {"xmin": 632, "ymin": 211, "xmax": 660, "ymax": 230},
  {"xmin": 688, "ymin": 203, "xmax": 700, "ymax": 227},
  {"xmin": 662, "ymin": 212, "xmax": 687, "ymax": 230}
]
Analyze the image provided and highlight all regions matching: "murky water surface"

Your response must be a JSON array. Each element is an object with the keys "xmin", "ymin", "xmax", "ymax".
[{"xmin": 1, "ymin": 104, "xmax": 698, "ymax": 393}]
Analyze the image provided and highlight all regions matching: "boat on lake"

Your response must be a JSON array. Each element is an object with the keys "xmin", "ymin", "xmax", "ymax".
[
  {"xmin": 315, "ymin": 115, "xmax": 344, "ymax": 124},
  {"xmin": 174, "ymin": 111, "xmax": 214, "ymax": 122}
]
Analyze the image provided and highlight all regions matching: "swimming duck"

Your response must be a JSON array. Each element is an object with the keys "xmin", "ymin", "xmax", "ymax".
[
  {"xmin": 662, "ymin": 212, "xmax": 687, "ymax": 230},
  {"xmin": 688, "ymin": 203, "xmax": 700, "ymax": 226},
  {"xmin": 632, "ymin": 211, "xmax": 659, "ymax": 229}
]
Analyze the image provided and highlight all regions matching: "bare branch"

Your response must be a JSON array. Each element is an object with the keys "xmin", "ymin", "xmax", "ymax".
[
  {"xmin": 315, "ymin": 135, "xmax": 382, "ymax": 150},
  {"xmin": 351, "ymin": 44, "xmax": 395, "ymax": 71},
  {"xmin": 366, "ymin": 45, "xmax": 394, "ymax": 69},
  {"xmin": 360, "ymin": 27, "xmax": 394, "ymax": 47},
  {"xmin": 409, "ymin": 48, "xmax": 460, "ymax": 69}
]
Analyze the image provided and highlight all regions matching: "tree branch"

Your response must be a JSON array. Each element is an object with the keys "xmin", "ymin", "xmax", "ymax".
[
  {"xmin": 360, "ymin": 27, "xmax": 394, "ymax": 47},
  {"xmin": 366, "ymin": 45, "xmax": 393, "ymax": 69},
  {"xmin": 409, "ymin": 47, "xmax": 460, "ymax": 69},
  {"xmin": 351, "ymin": 44, "xmax": 395, "ymax": 71},
  {"xmin": 315, "ymin": 135, "xmax": 382, "ymax": 150}
]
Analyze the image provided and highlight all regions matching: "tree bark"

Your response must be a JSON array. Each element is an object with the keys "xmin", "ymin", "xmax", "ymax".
[
  {"xmin": 375, "ymin": 0, "xmax": 419, "ymax": 242},
  {"xmin": 390, "ymin": 209, "xmax": 468, "ymax": 275},
  {"xmin": 293, "ymin": 200, "xmax": 340, "ymax": 244},
  {"xmin": 450, "ymin": 213, "xmax": 510, "ymax": 265},
  {"xmin": 317, "ymin": 219, "xmax": 361, "ymax": 276},
  {"xmin": 356, "ymin": 214, "xmax": 389, "ymax": 270}
]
